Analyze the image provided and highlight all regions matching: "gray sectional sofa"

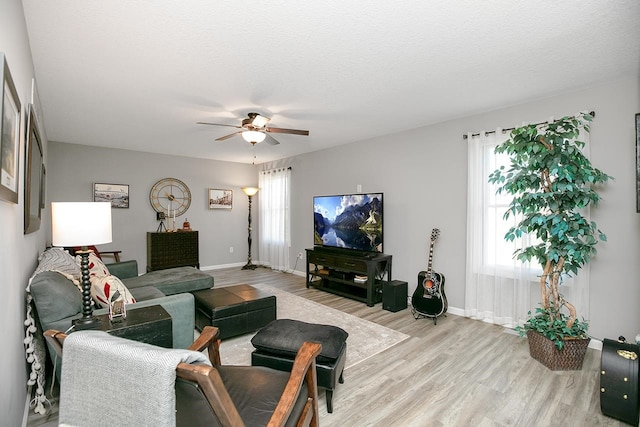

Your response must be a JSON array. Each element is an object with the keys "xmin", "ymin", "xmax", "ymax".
[{"xmin": 29, "ymin": 255, "xmax": 214, "ymax": 382}]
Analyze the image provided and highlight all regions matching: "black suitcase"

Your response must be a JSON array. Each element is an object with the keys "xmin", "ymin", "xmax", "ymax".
[{"xmin": 600, "ymin": 337, "xmax": 640, "ymax": 426}]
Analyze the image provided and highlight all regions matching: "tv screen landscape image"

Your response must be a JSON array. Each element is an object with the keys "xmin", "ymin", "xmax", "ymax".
[{"xmin": 313, "ymin": 193, "xmax": 383, "ymax": 253}]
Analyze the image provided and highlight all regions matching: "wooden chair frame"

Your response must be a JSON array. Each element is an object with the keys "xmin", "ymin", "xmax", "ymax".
[{"xmin": 44, "ymin": 326, "xmax": 321, "ymax": 427}]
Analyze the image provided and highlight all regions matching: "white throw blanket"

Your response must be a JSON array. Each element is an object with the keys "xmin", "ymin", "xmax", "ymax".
[{"xmin": 59, "ymin": 331, "xmax": 210, "ymax": 427}]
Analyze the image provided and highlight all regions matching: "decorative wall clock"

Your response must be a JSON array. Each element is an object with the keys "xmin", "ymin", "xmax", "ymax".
[{"xmin": 149, "ymin": 178, "xmax": 191, "ymax": 217}]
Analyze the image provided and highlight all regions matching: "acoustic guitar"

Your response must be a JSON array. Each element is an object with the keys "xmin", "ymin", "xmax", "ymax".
[{"xmin": 412, "ymin": 228, "xmax": 447, "ymax": 323}]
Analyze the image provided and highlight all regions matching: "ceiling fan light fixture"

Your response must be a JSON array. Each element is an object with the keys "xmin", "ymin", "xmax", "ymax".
[
  {"xmin": 250, "ymin": 114, "xmax": 270, "ymax": 128},
  {"xmin": 242, "ymin": 130, "xmax": 266, "ymax": 143}
]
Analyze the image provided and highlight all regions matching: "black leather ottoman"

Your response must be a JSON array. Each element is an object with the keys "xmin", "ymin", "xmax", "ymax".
[
  {"xmin": 193, "ymin": 284, "xmax": 276, "ymax": 339},
  {"xmin": 251, "ymin": 319, "xmax": 348, "ymax": 413}
]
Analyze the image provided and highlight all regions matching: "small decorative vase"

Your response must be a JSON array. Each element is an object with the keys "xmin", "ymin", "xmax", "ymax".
[{"xmin": 526, "ymin": 330, "xmax": 590, "ymax": 371}]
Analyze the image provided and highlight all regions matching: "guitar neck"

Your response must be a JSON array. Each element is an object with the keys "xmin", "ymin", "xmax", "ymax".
[{"xmin": 426, "ymin": 242, "xmax": 434, "ymax": 276}]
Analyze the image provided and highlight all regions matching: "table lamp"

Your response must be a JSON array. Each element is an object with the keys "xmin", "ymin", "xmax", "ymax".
[{"xmin": 51, "ymin": 202, "xmax": 112, "ymax": 329}]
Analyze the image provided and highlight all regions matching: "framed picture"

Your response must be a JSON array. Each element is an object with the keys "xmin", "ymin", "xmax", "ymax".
[
  {"xmin": 94, "ymin": 183, "xmax": 130, "ymax": 208},
  {"xmin": 24, "ymin": 104, "xmax": 43, "ymax": 234},
  {"xmin": 209, "ymin": 188, "xmax": 233, "ymax": 209},
  {"xmin": 40, "ymin": 164, "xmax": 46, "ymax": 209},
  {"xmin": 636, "ymin": 113, "xmax": 640, "ymax": 212},
  {"xmin": 0, "ymin": 53, "xmax": 21, "ymax": 204}
]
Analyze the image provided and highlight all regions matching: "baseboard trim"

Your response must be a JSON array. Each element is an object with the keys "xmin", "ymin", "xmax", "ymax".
[
  {"xmin": 200, "ymin": 262, "xmax": 246, "ymax": 271},
  {"xmin": 448, "ymin": 304, "xmax": 603, "ymax": 351}
]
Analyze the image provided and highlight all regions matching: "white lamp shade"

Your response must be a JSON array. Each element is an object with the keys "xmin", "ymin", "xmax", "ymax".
[
  {"xmin": 242, "ymin": 131, "xmax": 266, "ymax": 143},
  {"xmin": 242, "ymin": 187, "xmax": 259, "ymax": 196},
  {"xmin": 51, "ymin": 202, "xmax": 112, "ymax": 247}
]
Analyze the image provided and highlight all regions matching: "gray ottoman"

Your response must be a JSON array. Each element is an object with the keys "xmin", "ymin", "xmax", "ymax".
[{"xmin": 251, "ymin": 319, "xmax": 348, "ymax": 413}]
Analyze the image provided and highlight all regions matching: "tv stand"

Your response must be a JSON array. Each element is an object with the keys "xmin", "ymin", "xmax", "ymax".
[{"xmin": 305, "ymin": 248, "xmax": 392, "ymax": 306}]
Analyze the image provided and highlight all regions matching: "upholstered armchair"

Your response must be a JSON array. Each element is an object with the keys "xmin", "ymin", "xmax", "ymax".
[{"xmin": 45, "ymin": 326, "xmax": 322, "ymax": 427}]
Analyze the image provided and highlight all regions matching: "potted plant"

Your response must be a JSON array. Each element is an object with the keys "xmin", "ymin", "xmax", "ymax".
[{"xmin": 488, "ymin": 111, "xmax": 612, "ymax": 370}]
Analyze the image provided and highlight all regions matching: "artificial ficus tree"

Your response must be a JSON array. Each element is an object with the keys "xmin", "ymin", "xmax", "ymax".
[{"xmin": 488, "ymin": 112, "xmax": 612, "ymax": 348}]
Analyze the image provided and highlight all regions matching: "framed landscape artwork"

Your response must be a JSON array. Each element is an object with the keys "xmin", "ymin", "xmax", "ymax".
[
  {"xmin": 209, "ymin": 188, "xmax": 232, "ymax": 209},
  {"xmin": 94, "ymin": 183, "xmax": 130, "ymax": 208},
  {"xmin": 0, "ymin": 53, "xmax": 21, "ymax": 204}
]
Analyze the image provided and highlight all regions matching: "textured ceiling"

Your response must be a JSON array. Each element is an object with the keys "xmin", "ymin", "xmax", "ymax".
[{"xmin": 21, "ymin": 0, "xmax": 640, "ymax": 164}]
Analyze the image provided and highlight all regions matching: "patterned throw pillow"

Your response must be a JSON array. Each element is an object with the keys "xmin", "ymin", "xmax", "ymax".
[
  {"xmin": 76, "ymin": 251, "xmax": 135, "ymax": 306},
  {"xmin": 32, "ymin": 247, "xmax": 81, "ymax": 281},
  {"xmin": 76, "ymin": 251, "xmax": 110, "ymax": 278},
  {"xmin": 90, "ymin": 274, "xmax": 136, "ymax": 306}
]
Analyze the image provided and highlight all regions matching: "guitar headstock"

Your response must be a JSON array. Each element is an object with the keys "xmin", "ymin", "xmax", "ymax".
[{"xmin": 430, "ymin": 228, "xmax": 440, "ymax": 242}]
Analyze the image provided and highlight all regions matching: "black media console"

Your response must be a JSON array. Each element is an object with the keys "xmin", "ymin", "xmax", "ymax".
[{"xmin": 305, "ymin": 248, "xmax": 392, "ymax": 307}]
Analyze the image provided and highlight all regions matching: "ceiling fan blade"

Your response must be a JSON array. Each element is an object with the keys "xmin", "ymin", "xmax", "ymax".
[
  {"xmin": 197, "ymin": 121, "xmax": 243, "ymax": 129},
  {"xmin": 215, "ymin": 131, "xmax": 241, "ymax": 141},
  {"xmin": 265, "ymin": 127, "xmax": 309, "ymax": 136},
  {"xmin": 264, "ymin": 133, "xmax": 280, "ymax": 145}
]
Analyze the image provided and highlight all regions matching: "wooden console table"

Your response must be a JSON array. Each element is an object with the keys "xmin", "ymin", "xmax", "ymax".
[
  {"xmin": 306, "ymin": 248, "xmax": 392, "ymax": 306},
  {"xmin": 147, "ymin": 231, "xmax": 199, "ymax": 272}
]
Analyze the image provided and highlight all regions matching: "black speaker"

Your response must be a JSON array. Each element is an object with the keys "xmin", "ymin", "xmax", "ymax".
[{"xmin": 383, "ymin": 280, "xmax": 407, "ymax": 312}]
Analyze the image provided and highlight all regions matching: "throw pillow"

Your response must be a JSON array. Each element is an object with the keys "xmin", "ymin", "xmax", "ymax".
[
  {"xmin": 90, "ymin": 274, "xmax": 136, "ymax": 307},
  {"xmin": 32, "ymin": 247, "xmax": 81, "ymax": 282},
  {"xmin": 77, "ymin": 251, "xmax": 110, "ymax": 278}
]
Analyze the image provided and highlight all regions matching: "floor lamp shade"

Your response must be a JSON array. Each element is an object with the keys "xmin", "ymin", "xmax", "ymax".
[{"xmin": 51, "ymin": 202, "xmax": 112, "ymax": 247}]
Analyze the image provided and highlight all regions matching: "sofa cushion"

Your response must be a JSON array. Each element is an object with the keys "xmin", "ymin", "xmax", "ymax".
[
  {"xmin": 122, "ymin": 267, "xmax": 213, "ymax": 295},
  {"xmin": 251, "ymin": 319, "xmax": 348, "ymax": 363},
  {"xmin": 129, "ymin": 285, "xmax": 166, "ymax": 302},
  {"xmin": 30, "ymin": 271, "xmax": 82, "ymax": 325},
  {"xmin": 90, "ymin": 274, "xmax": 136, "ymax": 306},
  {"xmin": 104, "ymin": 260, "xmax": 138, "ymax": 279}
]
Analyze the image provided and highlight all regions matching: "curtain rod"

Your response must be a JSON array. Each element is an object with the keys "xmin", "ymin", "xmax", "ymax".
[
  {"xmin": 261, "ymin": 166, "xmax": 292, "ymax": 173},
  {"xmin": 462, "ymin": 111, "xmax": 595, "ymax": 140}
]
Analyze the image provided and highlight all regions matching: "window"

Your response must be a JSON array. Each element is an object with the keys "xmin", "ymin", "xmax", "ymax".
[
  {"xmin": 258, "ymin": 167, "xmax": 291, "ymax": 270},
  {"xmin": 465, "ymin": 126, "xmax": 590, "ymax": 327}
]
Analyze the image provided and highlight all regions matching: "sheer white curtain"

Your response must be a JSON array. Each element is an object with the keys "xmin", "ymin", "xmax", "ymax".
[
  {"xmin": 258, "ymin": 167, "xmax": 291, "ymax": 271},
  {"xmin": 464, "ymin": 126, "xmax": 590, "ymax": 328}
]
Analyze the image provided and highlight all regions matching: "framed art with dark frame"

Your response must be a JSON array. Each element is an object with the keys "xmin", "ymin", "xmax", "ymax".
[
  {"xmin": 0, "ymin": 53, "xmax": 21, "ymax": 204},
  {"xmin": 208, "ymin": 188, "xmax": 233, "ymax": 209},
  {"xmin": 24, "ymin": 104, "xmax": 43, "ymax": 234},
  {"xmin": 636, "ymin": 113, "xmax": 640, "ymax": 213},
  {"xmin": 94, "ymin": 183, "xmax": 130, "ymax": 208}
]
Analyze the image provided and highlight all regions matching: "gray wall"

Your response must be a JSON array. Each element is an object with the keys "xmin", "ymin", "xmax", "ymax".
[
  {"xmin": 47, "ymin": 142, "xmax": 259, "ymax": 272},
  {"xmin": 287, "ymin": 75, "xmax": 640, "ymax": 342},
  {"xmin": 1, "ymin": 1, "xmax": 46, "ymax": 425},
  {"xmin": 45, "ymin": 75, "xmax": 640, "ymax": 345}
]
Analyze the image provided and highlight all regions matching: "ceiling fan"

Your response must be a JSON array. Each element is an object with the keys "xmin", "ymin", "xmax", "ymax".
[{"xmin": 197, "ymin": 112, "xmax": 309, "ymax": 145}]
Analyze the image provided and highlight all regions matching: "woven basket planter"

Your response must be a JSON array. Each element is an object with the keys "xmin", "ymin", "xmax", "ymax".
[{"xmin": 526, "ymin": 330, "xmax": 590, "ymax": 371}]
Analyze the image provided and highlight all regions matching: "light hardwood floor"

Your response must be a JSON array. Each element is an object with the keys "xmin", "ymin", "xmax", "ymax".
[{"xmin": 28, "ymin": 267, "xmax": 627, "ymax": 427}]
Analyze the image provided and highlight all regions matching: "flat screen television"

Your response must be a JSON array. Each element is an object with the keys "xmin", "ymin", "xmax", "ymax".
[{"xmin": 313, "ymin": 193, "xmax": 383, "ymax": 254}]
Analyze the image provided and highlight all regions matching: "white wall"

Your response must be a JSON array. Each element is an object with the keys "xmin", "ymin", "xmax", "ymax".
[
  {"xmin": 287, "ymin": 75, "xmax": 640, "ymax": 342},
  {"xmin": 47, "ymin": 142, "xmax": 259, "ymax": 272},
  {"xmin": 0, "ymin": 1, "xmax": 46, "ymax": 425}
]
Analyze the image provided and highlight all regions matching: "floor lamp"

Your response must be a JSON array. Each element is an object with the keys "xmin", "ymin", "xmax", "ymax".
[
  {"xmin": 241, "ymin": 187, "xmax": 259, "ymax": 270},
  {"xmin": 51, "ymin": 202, "xmax": 112, "ymax": 330}
]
